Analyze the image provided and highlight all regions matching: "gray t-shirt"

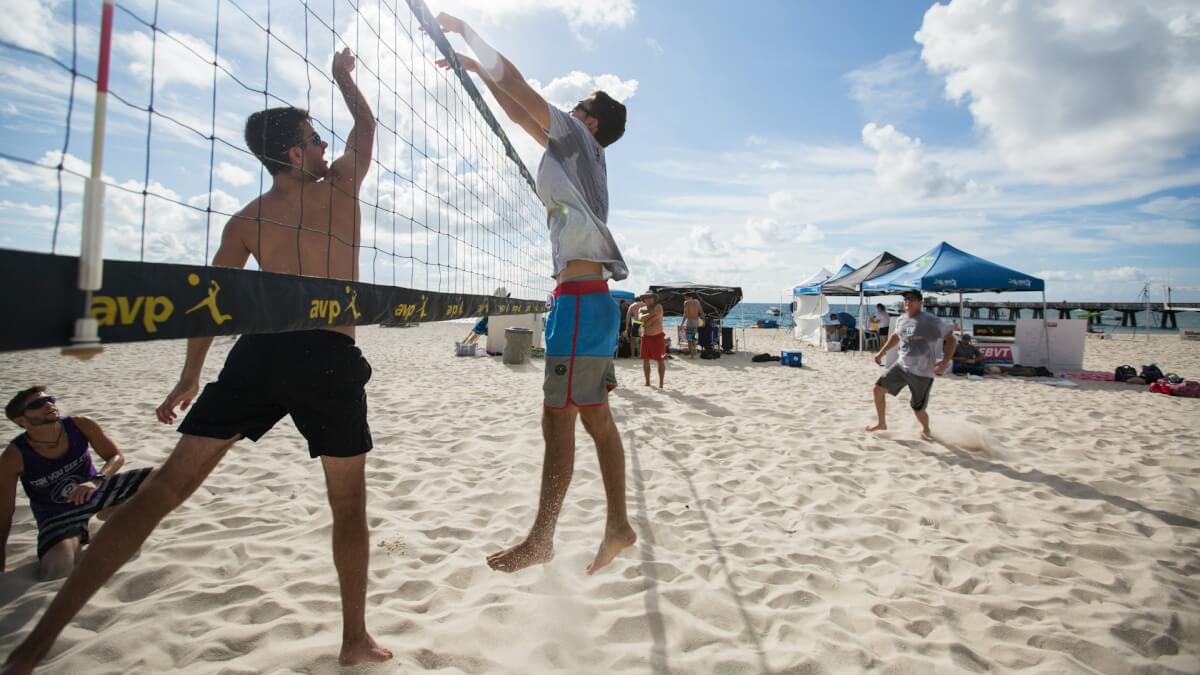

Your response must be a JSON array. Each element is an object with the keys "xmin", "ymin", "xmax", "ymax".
[
  {"xmin": 893, "ymin": 311, "xmax": 951, "ymax": 379},
  {"xmin": 536, "ymin": 106, "xmax": 628, "ymax": 281}
]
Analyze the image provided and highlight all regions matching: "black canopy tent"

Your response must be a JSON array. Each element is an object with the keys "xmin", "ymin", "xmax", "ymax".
[
  {"xmin": 819, "ymin": 252, "xmax": 908, "ymax": 296},
  {"xmin": 648, "ymin": 283, "xmax": 743, "ymax": 320},
  {"xmin": 818, "ymin": 251, "xmax": 907, "ymax": 352}
]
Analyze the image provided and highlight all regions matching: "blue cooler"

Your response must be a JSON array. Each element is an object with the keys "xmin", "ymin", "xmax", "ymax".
[{"xmin": 781, "ymin": 350, "xmax": 802, "ymax": 367}]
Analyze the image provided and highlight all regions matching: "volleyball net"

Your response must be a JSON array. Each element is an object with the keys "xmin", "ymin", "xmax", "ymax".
[{"xmin": 0, "ymin": 0, "xmax": 552, "ymax": 352}]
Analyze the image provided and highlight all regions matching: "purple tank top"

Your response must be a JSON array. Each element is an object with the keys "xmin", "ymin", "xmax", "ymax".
[{"xmin": 13, "ymin": 417, "xmax": 98, "ymax": 525}]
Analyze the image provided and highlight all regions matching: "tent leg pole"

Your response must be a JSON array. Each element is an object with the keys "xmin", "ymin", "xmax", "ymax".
[{"xmin": 1041, "ymin": 291, "xmax": 1050, "ymax": 369}]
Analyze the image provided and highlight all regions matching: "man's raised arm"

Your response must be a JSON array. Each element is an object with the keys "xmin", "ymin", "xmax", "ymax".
[{"xmin": 330, "ymin": 47, "xmax": 376, "ymax": 190}]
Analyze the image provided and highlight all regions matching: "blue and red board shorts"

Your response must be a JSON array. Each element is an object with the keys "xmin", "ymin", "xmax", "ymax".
[{"xmin": 544, "ymin": 278, "xmax": 619, "ymax": 408}]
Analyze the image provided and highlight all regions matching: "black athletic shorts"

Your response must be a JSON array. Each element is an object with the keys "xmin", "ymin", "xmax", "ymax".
[
  {"xmin": 179, "ymin": 330, "xmax": 373, "ymax": 458},
  {"xmin": 876, "ymin": 364, "xmax": 934, "ymax": 412}
]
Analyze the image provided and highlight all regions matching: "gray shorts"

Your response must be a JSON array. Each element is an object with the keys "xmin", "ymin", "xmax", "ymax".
[{"xmin": 876, "ymin": 364, "xmax": 934, "ymax": 411}]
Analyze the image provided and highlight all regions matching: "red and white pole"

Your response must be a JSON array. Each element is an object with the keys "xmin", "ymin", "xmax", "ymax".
[{"xmin": 66, "ymin": 0, "xmax": 114, "ymax": 358}]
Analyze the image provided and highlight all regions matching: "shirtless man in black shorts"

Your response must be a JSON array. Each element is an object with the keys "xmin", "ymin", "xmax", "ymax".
[{"xmin": 3, "ymin": 48, "xmax": 391, "ymax": 673}]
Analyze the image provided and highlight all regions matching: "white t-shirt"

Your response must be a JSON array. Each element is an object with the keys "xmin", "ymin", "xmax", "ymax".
[
  {"xmin": 536, "ymin": 106, "xmax": 628, "ymax": 281},
  {"xmin": 875, "ymin": 308, "xmax": 890, "ymax": 330},
  {"xmin": 893, "ymin": 311, "xmax": 951, "ymax": 379}
]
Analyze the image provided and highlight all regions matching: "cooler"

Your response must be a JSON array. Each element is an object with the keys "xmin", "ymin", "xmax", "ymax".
[{"xmin": 781, "ymin": 350, "xmax": 802, "ymax": 367}]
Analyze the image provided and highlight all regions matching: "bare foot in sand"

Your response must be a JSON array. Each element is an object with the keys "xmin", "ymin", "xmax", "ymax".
[
  {"xmin": 866, "ymin": 423, "xmax": 887, "ymax": 432},
  {"xmin": 487, "ymin": 537, "xmax": 555, "ymax": 573},
  {"xmin": 339, "ymin": 633, "xmax": 393, "ymax": 666},
  {"xmin": 585, "ymin": 523, "xmax": 637, "ymax": 576},
  {"xmin": 920, "ymin": 429, "xmax": 933, "ymax": 441}
]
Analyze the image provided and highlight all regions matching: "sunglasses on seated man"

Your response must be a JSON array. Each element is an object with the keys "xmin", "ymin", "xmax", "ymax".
[{"xmin": 23, "ymin": 396, "xmax": 56, "ymax": 413}]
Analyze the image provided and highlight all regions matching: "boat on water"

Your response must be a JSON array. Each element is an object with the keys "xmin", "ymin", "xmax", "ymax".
[{"xmin": 766, "ymin": 307, "xmax": 782, "ymax": 317}]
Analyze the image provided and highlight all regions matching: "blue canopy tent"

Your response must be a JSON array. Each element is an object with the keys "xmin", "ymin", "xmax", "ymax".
[
  {"xmin": 610, "ymin": 289, "xmax": 636, "ymax": 302},
  {"xmin": 862, "ymin": 242, "xmax": 1044, "ymax": 295},
  {"xmin": 814, "ymin": 264, "xmax": 857, "ymax": 293},
  {"xmin": 863, "ymin": 242, "xmax": 1048, "ymax": 363},
  {"xmin": 793, "ymin": 266, "xmax": 844, "ymax": 296}
]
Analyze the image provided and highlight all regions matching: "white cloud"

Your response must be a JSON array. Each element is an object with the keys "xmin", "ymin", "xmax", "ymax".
[
  {"xmin": 744, "ymin": 218, "xmax": 822, "ymax": 247},
  {"xmin": 1037, "ymin": 266, "xmax": 1146, "ymax": 283},
  {"xmin": 833, "ymin": 248, "xmax": 863, "ymax": 270},
  {"xmin": 861, "ymin": 123, "xmax": 976, "ymax": 199},
  {"xmin": 114, "ymin": 29, "xmax": 232, "ymax": 89},
  {"xmin": 916, "ymin": 0, "xmax": 1200, "ymax": 181},
  {"xmin": 436, "ymin": 0, "xmax": 635, "ymax": 45},
  {"xmin": 214, "ymin": 161, "xmax": 255, "ymax": 188},
  {"xmin": 0, "ymin": 0, "xmax": 60, "ymax": 56},
  {"xmin": 845, "ymin": 50, "xmax": 936, "ymax": 122},
  {"xmin": 1137, "ymin": 196, "xmax": 1200, "ymax": 220},
  {"xmin": 528, "ymin": 71, "xmax": 638, "ymax": 110},
  {"xmin": 1037, "ymin": 270, "xmax": 1082, "ymax": 282}
]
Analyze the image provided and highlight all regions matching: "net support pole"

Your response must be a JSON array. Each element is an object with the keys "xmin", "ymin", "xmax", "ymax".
[{"xmin": 65, "ymin": 0, "xmax": 114, "ymax": 358}]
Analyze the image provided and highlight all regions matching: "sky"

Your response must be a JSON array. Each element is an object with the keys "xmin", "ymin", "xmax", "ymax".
[{"xmin": 1, "ymin": 0, "xmax": 1198, "ymax": 303}]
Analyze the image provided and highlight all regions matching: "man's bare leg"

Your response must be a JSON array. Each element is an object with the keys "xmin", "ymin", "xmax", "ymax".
[
  {"xmin": 36, "ymin": 538, "xmax": 80, "ymax": 582},
  {"xmin": 2, "ymin": 435, "xmax": 235, "ymax": 675},
  {"xmin": 321, "ymin": 455, "xmax": 393, "ymax": 666},
  {"xmin": 657, "ymin": 360, "xmax": 666, "ymax": 389},
  {"xmin": 866, "ymin": 385, "xmax": 888, "ymax": 431},
  {"xmin": 643, "ymin": 359, "xmax": 652, "ymax": 386},
  {"xmin": 914, "ymin": 409, "xmax": 931, "ymax": 439},
  {"xmin": 487, "ymin": 406, "xmax": 578, "ymax": 573},
  {"xmin": 578, "ymin": 404, "xmax": 636, "ymax": 575}
]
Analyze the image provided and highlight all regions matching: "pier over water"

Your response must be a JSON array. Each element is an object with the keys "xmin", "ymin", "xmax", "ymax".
[{"xmin": 922, "ymin": 299, "xmax": 1200, "ymax": 329}]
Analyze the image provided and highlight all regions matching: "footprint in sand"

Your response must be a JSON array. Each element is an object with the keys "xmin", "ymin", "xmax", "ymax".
[{"xmin": 377, "ymin": 536, "xmax": 407, "ymax": 557}]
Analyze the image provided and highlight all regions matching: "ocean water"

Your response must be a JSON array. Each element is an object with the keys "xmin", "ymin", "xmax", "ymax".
[{"xmin": 688, "ymin": 301, "xmax": 1200, "ymax": 334}]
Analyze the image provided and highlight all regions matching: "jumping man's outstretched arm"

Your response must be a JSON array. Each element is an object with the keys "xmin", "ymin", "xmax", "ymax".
[
  {"xmin": 436, "ymin": 14, "xmax": 551, "ymax": 133},
  {"xmin": 436, "ymin": 53, "xmax": 548, "ymax": 147}
]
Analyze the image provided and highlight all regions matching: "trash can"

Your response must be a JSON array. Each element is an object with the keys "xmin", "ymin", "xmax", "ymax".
[{"xmin": 503, "ymin": 327, "xmax": 533, "ymax": 365}]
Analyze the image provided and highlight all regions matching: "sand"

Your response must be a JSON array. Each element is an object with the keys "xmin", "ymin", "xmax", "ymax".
[{"xmin": 1, "ymin": 324, "xmax": 1198, "ymax": 674}]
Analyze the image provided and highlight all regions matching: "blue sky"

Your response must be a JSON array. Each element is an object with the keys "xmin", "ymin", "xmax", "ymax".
[{"xmin": 2, "ymin": 0, "xmax": 1198, "ymax": 303}]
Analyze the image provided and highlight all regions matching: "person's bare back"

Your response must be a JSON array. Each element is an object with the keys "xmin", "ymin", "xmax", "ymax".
[
  {"xmin": 236, "ymin": 183, "xmax": 360, "ymax": 282},
  {"xmin": 219, "ymin": 57, "xmax": 373, "ymax": 339},
  {"xmin": 230, "ymin": 174, "xmax": 361, "ymax": 339}
]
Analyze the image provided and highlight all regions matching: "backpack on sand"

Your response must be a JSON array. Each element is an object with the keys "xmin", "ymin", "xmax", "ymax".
[
  {"xmin": 1141, "ymin": 364, "xmax": 1165, "ymax": 382},
  {"xmin": 1114, "ymin": 365, "xmax": 1137, "ymax": 382}
]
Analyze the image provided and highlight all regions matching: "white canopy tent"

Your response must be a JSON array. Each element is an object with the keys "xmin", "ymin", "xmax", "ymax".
[{"xmin": 790, "ymin": 267, "xmax": 840, "ymax": 346}]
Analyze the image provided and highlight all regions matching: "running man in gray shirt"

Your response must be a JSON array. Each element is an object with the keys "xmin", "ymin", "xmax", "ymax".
[
  {"xmin": 867, "ymin": 290, "xmax": 956, "ymax": 438},
  {"xmin": 435, "ymin": 13, "xmax": 635, "ymax": 576}
]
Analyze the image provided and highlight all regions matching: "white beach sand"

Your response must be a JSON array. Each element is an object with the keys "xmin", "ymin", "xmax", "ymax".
[{"xmin": 1, "ymin": 324, "xmax": 1198, "ymax": 674}]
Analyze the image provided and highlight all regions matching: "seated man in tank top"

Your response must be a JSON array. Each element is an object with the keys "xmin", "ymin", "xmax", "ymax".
[{"xmin": 1, "ymin": 386, "xmax": 153, "ymax": 580}]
